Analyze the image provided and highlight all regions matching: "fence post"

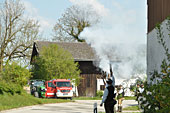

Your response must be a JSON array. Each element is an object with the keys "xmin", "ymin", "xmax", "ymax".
[{"xmin": 94, "ymin": 102, "xmax": 97, "ymax": 113}]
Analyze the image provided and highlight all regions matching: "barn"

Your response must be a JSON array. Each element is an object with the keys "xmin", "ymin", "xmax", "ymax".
[{"xmin": 30, "ymin": 41, "xmax": 102, "ymax": 97}]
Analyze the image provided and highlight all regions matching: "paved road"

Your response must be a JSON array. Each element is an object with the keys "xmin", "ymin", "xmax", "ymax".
[{"xmin": 0, "ymin": 100, "xmax": 138, "ymax": 113}]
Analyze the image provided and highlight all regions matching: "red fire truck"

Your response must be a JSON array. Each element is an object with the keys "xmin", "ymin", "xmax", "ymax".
[{"xmin": 45, "ymin": 79, "xmax": 73, "ymax": 99}]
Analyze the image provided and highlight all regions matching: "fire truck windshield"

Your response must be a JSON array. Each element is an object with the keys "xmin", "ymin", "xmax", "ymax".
[{"xmin": 56, "ymin": 82, "xmax": 71, "ymax": 87}]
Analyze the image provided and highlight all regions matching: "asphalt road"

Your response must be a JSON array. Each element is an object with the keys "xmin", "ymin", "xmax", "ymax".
[{"xmin": 0, "ymin": 100, "xmax": 138, "ymax": 113}]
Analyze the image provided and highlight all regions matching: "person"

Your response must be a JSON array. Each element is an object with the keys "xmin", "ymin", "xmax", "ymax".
[
  {"xmin": 100, "ymin": 78, "xmax": 117, "ymax": 113},
  {"xmin": 139, "ymin": 84, "xmax": 144, "ymax": 94},
  {"xmin": 117, "ymin": 85, "xmax": 124, "ymax": 112},
  {"xmin": 135, "ymin": 84, "xmax": 140, "ymax": 102}
]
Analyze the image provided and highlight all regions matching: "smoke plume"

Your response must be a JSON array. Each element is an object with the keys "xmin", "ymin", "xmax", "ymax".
[{"xmin": 70, "ymin": 0, "xmax": 147, "ymax": 80}]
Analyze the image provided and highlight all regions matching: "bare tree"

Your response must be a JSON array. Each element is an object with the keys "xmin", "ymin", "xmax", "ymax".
[
  {"xmin": 52, "ymin": 4, "xmax": 100, "ymax": 42},
  {"xmin": 0, "ymin": 0, "xmax": 39, "ymax": 71}
]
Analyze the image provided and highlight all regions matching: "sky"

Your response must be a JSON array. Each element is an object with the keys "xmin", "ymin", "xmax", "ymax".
[
  {"xmin": 10, "ymin": 0, "xmax": 147, "ymax": 42},
  {"xmin": 0, "ymin": 0, "xmax": 147, "ymax": 80}
]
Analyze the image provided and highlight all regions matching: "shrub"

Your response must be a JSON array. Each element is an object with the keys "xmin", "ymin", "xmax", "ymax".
[
  {"xmin": 0, "ymin": 80, "xmax": 24, "ymax": 95},
  {"xmin": 140, "ymin": 18, "xmax": 170, "ymax": 113},
  {"xmin": 96, "ymin": 90, "xmax": 103, "ymax": 97},
  {"xmin": 2, "ymin": 62, "xmax": 32, "ymax": 86}
]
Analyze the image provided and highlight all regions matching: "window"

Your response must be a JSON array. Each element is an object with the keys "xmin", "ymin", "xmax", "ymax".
[
  {"xmin": 48, "ymin": 82, "xmax": 52, "ymax": 87},
  {"xmin": 100, "ymin": 85, "xmax": 105, "ymax": 90},
  {"xmin": 56, "ymin": 82, "xmax": 71, "ymax": 87}
]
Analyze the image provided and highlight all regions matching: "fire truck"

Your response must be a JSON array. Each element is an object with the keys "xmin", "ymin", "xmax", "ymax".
[{"xmin": 45, "ymin": 79, "xmax": 73, "ymax": 100}]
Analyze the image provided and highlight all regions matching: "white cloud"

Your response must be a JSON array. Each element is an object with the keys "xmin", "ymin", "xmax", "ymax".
[
  {"xmin": 69, "ymin": 0, "xmax": 110, "ymax": 17},
  {"xmin": 23, "ymin": 1, "xmax": 54, "ymax": 33}
]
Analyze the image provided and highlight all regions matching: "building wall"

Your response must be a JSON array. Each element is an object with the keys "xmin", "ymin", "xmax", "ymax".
[
  {"xmin": 97, "ymin": 79, "xmax": 105, "ymax": 91},
  {"xmin": 76, "ymin": 61, "xmax": 101, "ymax": 96},
  {"xmin": 148, "ymin": 0, "xmax": 170, "ymax": 33},
  {"xmin": 147, "ymin": 20, "xmax": 170, "ymax": 83},
  {"xmin": 77, "ymin": 74, "xmax": 97, "ymax": 97},
  {"xmin": 77, "ymin": 61, "xmax": 101, "ymax": 74}
]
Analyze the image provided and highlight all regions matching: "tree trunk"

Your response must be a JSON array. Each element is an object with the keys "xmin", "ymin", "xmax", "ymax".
[{"xmin": 0, "ymin": 58, "xmax": 3, "ymax": 73}]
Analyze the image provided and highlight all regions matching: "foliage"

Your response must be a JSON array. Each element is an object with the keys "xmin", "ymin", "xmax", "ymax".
[
  {"xmin": 140, "ymin": 18, "xmax": 170, "ymax": 113},
  {"xmin": 0, "ymin": 93, "xmax": 71, "ymax": 111},
  {"xmin": 0, "ymin": 0, "xmax": 39, "ymax": 71},
  {"xmin": 1, "ymin": 62, "xmax": 32, "ymax": 86},
  {"xmin": 0, "ymin": 79, "xmax": 23, "ymax": 95},
  {"xmin": 123, "ymin": 105, "xmax": 140, "ymax": 111},
  {"xmin": 130, "ymin": 78, "xmax": 145, "ymax": 93},
  {"xmin": 124, "ymin": 96, "xmax": 136, "ymax": 100},
  {"xmin": 130, "ymin": 84, "xmax": 136, "ymax": 92},
  {"xmin": 96, "ymin": 90, "xmax": 103, "ymax": 97},
  {"xmin": 52, "ymin": 4, "xmax": 99, "ymax": 42},
  {"xmin": 31, "ymin": 44, "xmax": 81, "ymax": 85}
]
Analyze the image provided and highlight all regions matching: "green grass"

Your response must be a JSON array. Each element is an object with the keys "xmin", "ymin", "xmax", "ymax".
[
  {"xmin": 0, "ymin": 93, "xmax": 71, "ymax": 111},
  {"xmin": 123, "ymin": 105, "xmax": 140, "ymax": 111},
  {"xmin": 99, "ymin": 112, "xmax": 141, "ymax": 113},
  {"xmin": 73, "ymin": 96, "xmax": 101, "ymax": 100},
  {"xmin": 124, "ymin": 96, "xmax": 136, "ymax": 100}
]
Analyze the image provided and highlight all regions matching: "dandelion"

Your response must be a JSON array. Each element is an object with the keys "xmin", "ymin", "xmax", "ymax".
[
  {"xmin": 142, "ymin": 97, "xmax": 146, "ymax": 101},
  {"xmin": 143, "ymin": 102, "xmax": 149, "ymax": 107},
  {"xmin": 146, "ymin": 91, "xmax": 152, "ymax": 95},
  {"xmin": 155, "ymin": 107, "xmax": 159, "ymax": 110},
  {"xmin": 167, "ymin": 66, "xmax": 170, "ymax": 72},
  {"xmin": 148, "ymin": 105, "xmax": 151, "ymax": 109}
]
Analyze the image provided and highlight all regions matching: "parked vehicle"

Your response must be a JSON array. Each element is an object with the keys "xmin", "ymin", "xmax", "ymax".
[
  {"xmin": 30, "ymin": 80, "xmax": 46, "ymax": 98},
  {"xmin": 45, "ymin": 79, "xmax": 73, "ymax": 99},
  {"xmin": 45, "ymin": 80, "xmax": 56, "ymax": 98}
]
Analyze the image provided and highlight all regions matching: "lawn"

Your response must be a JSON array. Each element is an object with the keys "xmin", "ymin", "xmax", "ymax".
[
  {"xmin": 124, "ymin": 96, "xmax": 136, "ymax": 100},
  {"xmin": 99, "ymin": 105, "xmax": 141, "ymax": 113},
  {"xmin": 99, "ymin": 112, "xmax": 140, "ymax": 113},
  {"xmin": 0, "ymin": 93, "xmax": 71, "ymax": 111},
  {"xmin": 123, "ymin": 105, "xmax": 140, "ymax": 111}
]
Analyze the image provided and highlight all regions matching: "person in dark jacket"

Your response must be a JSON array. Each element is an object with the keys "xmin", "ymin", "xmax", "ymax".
[{"xmin": 100, "ymin": 78, "xmax": 116, "ymax": 113}]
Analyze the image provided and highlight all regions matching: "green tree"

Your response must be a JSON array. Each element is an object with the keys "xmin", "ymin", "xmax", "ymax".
[
  {"xmin": 52, "ymin": 4, "xmax": 100, "ymax": 42},
  {"xmin": 0, "ymin": 0, "xmax": 39, "ymax": 72},
  {"xmin": 2, "ymin": 61, "xmax": 32, "ymax": 86},
  {"xmin": 32, "ymin": 44, "xmax": 81, "ymax": 85}
]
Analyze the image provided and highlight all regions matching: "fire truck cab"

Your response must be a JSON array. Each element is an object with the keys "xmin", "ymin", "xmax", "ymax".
[
  {"xmin": 45, "ymin": 80, "xmax": 56, "ymax": 98},
  {"xmin": 45, "ymin": 79, "xmax": 73, "ymax": 99}
]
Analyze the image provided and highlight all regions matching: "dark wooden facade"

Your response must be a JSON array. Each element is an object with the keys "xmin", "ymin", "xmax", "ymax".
[
  {"xmin": 148, "ymin": 0, "xmax": 170, "ymax": 32},
  {"xmin": 78, "ymin": 74, "xmax": 98, "ymax": 97},
  {"xmin": 78, "ymin": 61, "xmax": 101, "ymax": 74},
  {"xmin": 77, "ymin": 61, "xmax": 101, "ymax": 97}
]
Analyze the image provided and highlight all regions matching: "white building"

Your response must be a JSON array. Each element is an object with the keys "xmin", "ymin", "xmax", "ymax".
[{"xmin": 147, "ymin": 0, "xmax": 170, "ymax": 83}]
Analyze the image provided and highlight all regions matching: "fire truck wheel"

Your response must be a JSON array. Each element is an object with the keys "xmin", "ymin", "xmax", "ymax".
[{"xmin": 34, "ymin": 92, "xmax": 39, "ymax": 98}]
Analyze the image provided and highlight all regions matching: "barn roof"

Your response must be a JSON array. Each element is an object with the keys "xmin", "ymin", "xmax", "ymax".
[{"xmin": 31, "ymin": 41, "xmax": 97, "ymax": 62}]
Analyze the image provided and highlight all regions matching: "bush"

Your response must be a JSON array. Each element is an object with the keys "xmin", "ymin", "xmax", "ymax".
[
  {"xmin": 0, "ymin": 80, "xmax": 24, "ymax": 95},
  {"xmin": 2, "ymin": 62, "xmax": 32, "ymax": 86},
  {"xmin": 96, "ymin": 90, "xmax": 103, "ymax": 97},
  {"xmin": 139, "ymin": 19, "xmax": 170, "ymax": 113}
]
